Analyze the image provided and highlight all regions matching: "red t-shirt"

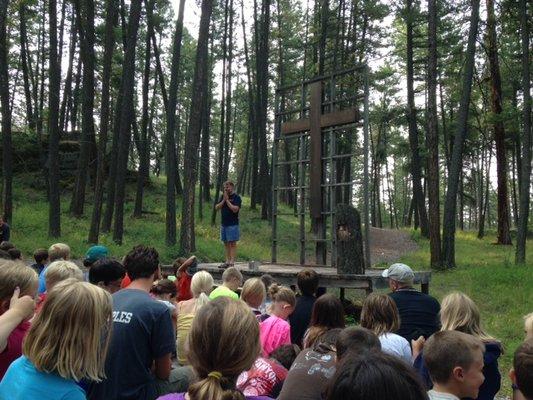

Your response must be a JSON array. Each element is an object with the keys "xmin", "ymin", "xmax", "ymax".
[
  {"xmin": 176, "ymin": 272, "xmax": 192, "ymax": 302},
  {"xmin": 237, "ymin": 357, "xmax": 288, "ymax": 397},
  {"xmin": 35, "ymin": 293, "xmax": 47, "ymax": 314},
  {"xmin": 0, "ymin": 321, "xmax": 31, "ymax": 379}
]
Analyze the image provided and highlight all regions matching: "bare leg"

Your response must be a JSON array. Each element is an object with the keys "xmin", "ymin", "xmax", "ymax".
[
  {"xmin": 229, "ymin": 241, "xmax": 237, "ymax": 265},
  {"xmin": 224, "ymin": 242, "xmax": 231, "ymax": 264}
]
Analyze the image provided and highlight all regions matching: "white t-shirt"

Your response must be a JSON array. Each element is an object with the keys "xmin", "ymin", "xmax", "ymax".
[
  {"xmin": 427, "ymin": 390, "xmax": 460, "ymax": 400},
  {"xmin": 379, "ymin": 332, "xmax": 412, "ymax": 364}
]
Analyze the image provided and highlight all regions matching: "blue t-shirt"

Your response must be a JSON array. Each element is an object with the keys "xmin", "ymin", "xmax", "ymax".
[
  {"xmin": 0, "ymin": 355, "xmax": 85, "ymax": 400},
  {"xmin": 220, "ymin": 193, "xmax": 242, "ymax": 226},
  {"xmin": 38, "ymin": 266, "xmax": 48, "ymax": 294},
  {"xmin": 87, "ymin": 288, "xmax": 175, "ymax": 400}
]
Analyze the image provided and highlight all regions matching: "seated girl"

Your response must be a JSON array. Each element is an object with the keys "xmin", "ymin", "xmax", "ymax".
[
  {"xmin": 241, "ymin": 278, "xmax": 267, "ymax": 318},
  {"xmin": 259, "ymin": 285, "xmax": 295, "ymax": 356},
  {"xmin": 303, "ymin": 294, "xmax": 345, "ymax": 349}
]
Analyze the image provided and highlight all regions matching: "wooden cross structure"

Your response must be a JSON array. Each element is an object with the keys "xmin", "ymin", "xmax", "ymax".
[{"xmin": 271, "ymin": 67, "xmax": 371, "ymax": 267}]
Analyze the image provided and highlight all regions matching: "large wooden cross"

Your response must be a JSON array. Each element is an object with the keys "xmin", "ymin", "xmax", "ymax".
[
  {"xmin": 280, "ymin": 81, "xmax": 359, "ymax": 263},
  {"xmin": 281, "ymin": 82, "xmax": 359, "ymax": 221}
]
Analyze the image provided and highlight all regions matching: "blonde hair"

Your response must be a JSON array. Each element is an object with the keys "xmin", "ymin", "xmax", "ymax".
[
  {"xmin": 23, "ymin": 280, "xmax": 112, "ymax": 381},
  {"xmin": 0, "ymin": 259, "xmax": 38, "ymax": 301},
  {"xmin": 187, "ymin": 297, "xmax": 260, "ymax": 400},
  {"xmin": 241, "ymin": 278, "xmax": 266, "ymax": 309},
  {"xmin": 45, "ymin": 260, "xmax": 83, "ymax": 290},
  {"xmin": 524, "ymin": 313, "xmax": 533, "ymax": 339},
  {"xmin": 440, "ymin": 292, "xmax": 498, "ymax": 344},
  {"xmin": 48, "ymin": 243, "xmax": 71, "ymax": 262},
  {"xmin": 361, "ymin": 293, "xmax": 400, "ymax": 336},
  {"xmin": 191, "ymin": 271, "xmax": 214, "ymax": 308},
  {"xmin": 269, "ymin": 284, "xmax": 295, "ymax": 307}
]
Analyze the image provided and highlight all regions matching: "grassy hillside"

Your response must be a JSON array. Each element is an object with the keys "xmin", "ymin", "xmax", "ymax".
[{"xmin": 8, "ymin": 174, "xmax": 533, "ymax": 397}]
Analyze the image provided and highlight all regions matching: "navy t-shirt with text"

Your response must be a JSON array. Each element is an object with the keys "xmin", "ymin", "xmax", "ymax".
[
  {"xmin": 220, "ymin": 193, "xmax": 242, "ymax": 226},
  {"xmin": 88, "ymin": 289, "xmax": 175, "ymax": 400}
]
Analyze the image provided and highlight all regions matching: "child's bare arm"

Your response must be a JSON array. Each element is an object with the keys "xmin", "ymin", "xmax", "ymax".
[
  {"xmin": 0, "ymin": 288, "xmax": 35, "ymax": 352},
  {"xmin": 177, "ymin": 255, "xmax": 197, "ymax": 274}
]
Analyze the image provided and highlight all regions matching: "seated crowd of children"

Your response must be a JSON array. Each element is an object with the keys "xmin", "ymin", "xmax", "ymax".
[{"xmin": 0, "ymin": 241, "xmax": 531, "ymax": 400}]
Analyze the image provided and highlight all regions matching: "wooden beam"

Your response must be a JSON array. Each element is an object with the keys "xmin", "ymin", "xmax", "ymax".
[{"xmin": 281, "ymin": 108, "xmax": 359, "ymax": 135}]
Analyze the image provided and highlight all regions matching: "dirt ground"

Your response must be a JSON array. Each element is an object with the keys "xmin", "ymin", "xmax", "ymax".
[{"xmin": 369, "ymin": 227, "xmax": 419, "ymax": 266}]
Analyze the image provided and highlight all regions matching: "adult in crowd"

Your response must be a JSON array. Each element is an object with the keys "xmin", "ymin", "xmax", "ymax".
[
  {"xmin": 303, "ymin": 293, "xmax": 345, "ymax": 349},
  {"xmin": 215, "ymin": 181, "xmax": 242, "ymax": 269},
  {"xmin": 326, "ymin": 351, "xmax": 429, "ymax": 400},
  {"xmin": 158, "ymin": 297, "xmax": 271, "ymax": 400},
  {"xmin": 289, "ymin": 269, "xmax": 319, "ymax": 347},
  {"xmin": 176, "ymin": 270, "xmax": 214, "ymax": 365},
  {"xmin": 382, "ymin": 263, "xmax": 440, "ymax": 343},
  {"xmin": 88, "ymin": 245, "xmax": 191, "ymax": 400},
  {"xmin": 0, "ymin": 281, "xmax": 112, "ymax": 399},
  {"xmin": 209, "ymin": 266, "xmax": 243, "ymax": 300},
  {"xmin": 360, "ymin": 293, "xmax": 412, "ymax": 364},
  {"xmin": 414, "ymin": 291, "xmax": 502, "ymax": 400},
  {"xmin": 88, "ymin": 258, "xmax": 126, "ymax": 294},
  {"xmin": 0, "ymin": 216, "xmax": 10, "ymax": 242}
]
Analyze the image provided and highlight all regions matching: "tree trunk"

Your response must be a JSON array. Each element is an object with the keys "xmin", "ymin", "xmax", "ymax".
[
  {"xmin": 199, "ymin": 39, "xmax": 213, "ymax": 203},
  {"xmin": 165, "ymin": 0, "xmax": 186, "ymax": 245},
  {"xmin": 486, "ymin": 0, "xmax": 512, "ymax": 245},
  {"xmin": 515, "ymin": 0, "xmax": 531, "ymax": 264},
  {"xmin": 88, "ymin": 0, "xmax": 118, "ymax": 243},
  {"xmin": 112, "ymin": 0, "xmax": 143, "ymax": 244},
  {"xmin": 18, "ymin": 3, "xmax": 35, "ymax": 132},
  {"xmin": 442, "ymin": 0, "xmax": 480, "ymax": 268},
  {"xmin": 426, "ymin": 0, "xmax": 442, "ymax": 268},
  {"xmin": 59, "ymin": 10, "xmax": 77, "ymax": 135},
  {"xmin": 179, "ymin": 0, "xmax": 213, "ymax": 254},
  {"xmin": 70, "ymin": 0, "xmax": 97, "ymax": 217},
  {"xmin": 0, "ymin": 0, "xmax": 12, "ymax": 222},
  {"xmin": 405, "ymin": 0, "xmax": 429, "ymax": 238},
  {"xmin": 47, "ymin": 0, "xmax": 62, "ymax": 237}
]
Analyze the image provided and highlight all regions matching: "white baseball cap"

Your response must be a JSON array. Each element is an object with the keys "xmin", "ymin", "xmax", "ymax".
[{"xmin": 381, "ymin": 263, "xmax": 414, "ymax": 283}]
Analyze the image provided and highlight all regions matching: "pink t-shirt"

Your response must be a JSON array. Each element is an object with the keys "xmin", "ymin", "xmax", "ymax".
[
  {"xmin": 0, "ymin": 321, "xmax": 31, "ymax": 379},
  {"xmin": 259, "ymin": 315, "xmax": 291, "ymax": 357}
]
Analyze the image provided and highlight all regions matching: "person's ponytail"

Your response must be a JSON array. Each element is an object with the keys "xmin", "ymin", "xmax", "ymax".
[
  {"xmin": 196, "ymin": 292, "xmax": 210, "ymax": 308},
  {"xmin": 188, "ymin": 375, "xmax": 246, "ymax": 400}
]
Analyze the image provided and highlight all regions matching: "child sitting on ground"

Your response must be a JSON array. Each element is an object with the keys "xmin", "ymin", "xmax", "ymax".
[
  {"xmin": 88, "ymin": 258, "xmax": 126, "ymax": 294},
  {"xmin": 241, "ymin": 278, "xmax": 267, "ymax": 317},
  {"xmin": 36, "ymin": 260, "xmax": 83, "ymax": 313},
  {"xmin": 259, "ymin": 284, "xmax": 295, "ymax": 356},
  {"xmin": 209, "ymin": 266, "xmax": 243, "ymax": 300},
  {"xmin": 151, "ymin": 279, "xmax": 179, "ymax": 331},
  {"xmin": 424, "ymin": 330, "xmax": 485, "ymax": 400},
  {"xmin": 0, "ymin": 260, "xmax": 38, "ymax": 380},
  {"xmin": 172, "ymin": 255, "xmax": 198, "ymax": 302},
  {"xmin": 303, "ymin": 293, "xmax": 345, "ymax": 349},
  {"xmin": 0, "ymin": 280, "xmax": 112, "ymax": 399},
  {"xmin": 38, "ymin": 243, "xmax": 71, "ymax": 294},
  {"xmin": 510, "ymin": 338, "xmax": 533, "ymax": 400},
  {"xmin": 30, "ymin": 248, "xmax": 48, "ymax": 275},
  {"xmin": 289, "ymin": 269, "xmax": 319, "ymax": 347}
]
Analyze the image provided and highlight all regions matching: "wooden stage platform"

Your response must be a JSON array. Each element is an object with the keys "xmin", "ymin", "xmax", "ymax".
[{"xmin": 181, "ymin": 262, "xmax": 432, "ymax": 296}]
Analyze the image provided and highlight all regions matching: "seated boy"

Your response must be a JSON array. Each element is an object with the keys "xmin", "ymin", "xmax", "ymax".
[
  {"xmin": 424, "ymin": 330, "xmax": 485, "ymax": 400},
  {"xmin": 209, "ymin": 266, "xmax": 243, "ymax": 300},
  {"xmin": 30, "ymin": 248, "xmax": 48, "ymax": 275},
  {"xmin": 88, "ymin": 258, "xmax": 126, "ymax": 294},
  {"xmin": 0, "ymin": 260, "xmax": 38, "ymax": 379},
  {"xmin": 510, "ymin": 338, "xmax": 533, "ymax": 400},
  {"xmin": 289, "ymin": 269, "xmax": 319, "ymax": 347}
]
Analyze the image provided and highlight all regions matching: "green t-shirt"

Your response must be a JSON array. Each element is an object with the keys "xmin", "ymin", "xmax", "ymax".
[{"xmin": 209, "ymin": 285, "xmax": 239, "ymax": 300}]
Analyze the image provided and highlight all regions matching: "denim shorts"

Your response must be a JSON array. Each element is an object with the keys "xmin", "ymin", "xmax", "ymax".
[{"xmin": 221, "ymin": 224, "xmax": 240, "ymax": 242}]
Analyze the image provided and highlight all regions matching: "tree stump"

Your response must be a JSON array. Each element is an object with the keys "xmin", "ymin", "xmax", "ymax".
[{"xmin": 336, "ymin": 204, "xmax": 365, "ymax": 275}]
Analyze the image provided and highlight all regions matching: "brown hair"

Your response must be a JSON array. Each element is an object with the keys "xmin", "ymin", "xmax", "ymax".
[
  {"xmin": 23, "ymin": 280, "xmax": 112, "ymax": 381},
  {"xmin": 336, "ymin": 327, "xmax": 381, "ymax": 361},
  {"xmin": 241, "ymin": 278, "xmax": 266, "ymax": 309},
  {"xmin": 151, "ymin": 279, "xmax": 177, "ymax": 298},
  {"xmin": 514, "ymin": 338, "xmax": 533, "ymax": 399},
  {"xmin": 360, "ymin": 293, "xmax": 400, "ymax": 336},
  {"xmin": 305, "ymin": 294, "xmax": 345, "ymax": 348},
  {"xmin": 424, "ymin": 330, "xmax": 485, "ymax": 384},
  {"xmin": 297, "ymin": 269, "xmax": 319, "ymax": 296},
  {"xmin": 0, "ymin": 259, "xmax": 38, "ymax": 302},
  {"xmin": 269, "ymin": 284, "xmax": 295, "ymax": 307},
  {"xmin": 187, "ymin": 297, "xmax": 261, "ymax": 400},
  {"xmin": 222, "ymin": 266, "xmax": 243, "ymax": 285}
]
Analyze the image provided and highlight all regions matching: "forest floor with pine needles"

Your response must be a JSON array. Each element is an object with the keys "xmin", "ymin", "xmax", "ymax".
[{"xmin": 8, "ymin": 173, "xmax": 533, "ymax": 398}]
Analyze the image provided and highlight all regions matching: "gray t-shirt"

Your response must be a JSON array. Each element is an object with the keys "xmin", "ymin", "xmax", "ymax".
[
  {"xmin": 379, "ymin": 333, "xmax": 412, "ymax": 364},
  {"xmin": 88, "ymin": 289, "xmax": 175, "ymax": 400}
]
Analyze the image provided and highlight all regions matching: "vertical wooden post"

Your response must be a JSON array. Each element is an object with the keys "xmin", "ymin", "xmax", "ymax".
[
  {"xmin": 363, "ymin": 67, "xmax": 371, "ymax": 268},
  {"xmin": 271, "ymin": 91, "xmax": 280, "ymax": 263}
]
